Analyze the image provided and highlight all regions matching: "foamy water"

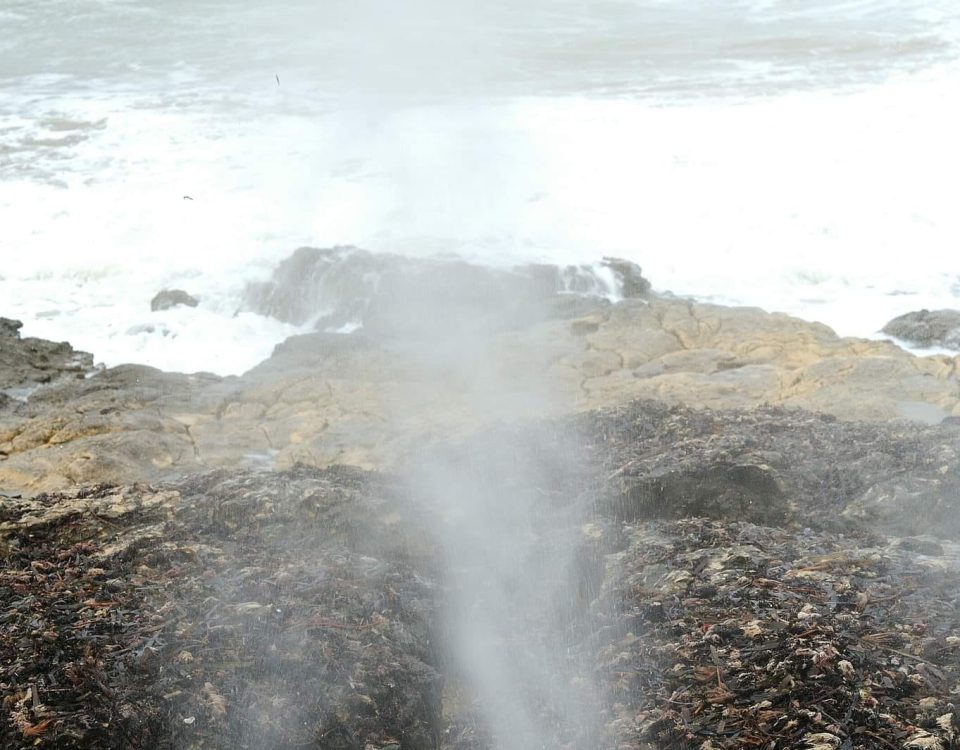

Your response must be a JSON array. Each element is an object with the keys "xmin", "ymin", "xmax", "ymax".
[{"xmin": 2, "ymin": 0, "xmax": 960, "ymax": 373}]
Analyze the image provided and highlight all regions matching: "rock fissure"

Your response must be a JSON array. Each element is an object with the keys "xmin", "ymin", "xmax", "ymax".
[
  {"xmin": 259, "ymin": 425, "xmax": 275, "ymax": 450},
  {"xmin": 586, "ymin": 340, "xmax": 626, "ymax": 373},
  {"xmin": 184, "ymin": 424, "xmax": 200, "ymax": 460}
]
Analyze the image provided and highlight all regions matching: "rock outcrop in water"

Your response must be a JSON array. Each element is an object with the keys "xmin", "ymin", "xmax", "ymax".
[
  {"xmin": 150, "ymin": 289, "xmax": 199, "ymax": 312},
  {"xmin": 3, "ymin": 251, "xmax": 960, "ymax": 748},
  {"xmin": 882, "ymin": 308, "xmax": 960, "ymax": 350},
  {"xmin": 0, "ymin": 318, "xmax": 93, "ymax": 398},
  {"xmin": 2, "ymin": 251, "xmax": 959, "ymax": 493},
  {"xmin": 239, "ymin": 246, "xmax": 643, "ymax": 334}
]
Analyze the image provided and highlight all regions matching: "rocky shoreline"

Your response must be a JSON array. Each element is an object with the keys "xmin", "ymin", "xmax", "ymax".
[
  {"xmin": 2, "ymin": 253, "xmax": 959, "ymax": 495},
  {"xmin": 2, "ymin": 253, "xmax": 960, "ymax": 748}
]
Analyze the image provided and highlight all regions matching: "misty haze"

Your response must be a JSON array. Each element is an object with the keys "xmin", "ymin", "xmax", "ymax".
[{"xmin": 2, "ymin": 1, "xmax": 960, "ymax": 749}]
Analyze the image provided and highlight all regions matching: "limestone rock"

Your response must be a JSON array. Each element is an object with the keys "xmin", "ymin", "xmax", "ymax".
[{"xmin": 0, "ymin": 364, "xmax": 220, "ymax": 491}]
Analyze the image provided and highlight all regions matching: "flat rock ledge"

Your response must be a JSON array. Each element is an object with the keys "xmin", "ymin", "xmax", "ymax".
[{"xmin": 2, "ymin": 402, "xmax": 960, "ymax": 748}]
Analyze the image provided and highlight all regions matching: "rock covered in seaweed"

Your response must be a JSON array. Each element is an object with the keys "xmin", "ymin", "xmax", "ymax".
[
  {"xmin": 594, "ymin": 517, "xmax": 960, "ymax": 750},
  {"xmin": 4, "ymin": 401, "xmax": 960, "ymax": 748},
  {"xmin": 588, "ymin": 400, "xmax": 960, "ymax": 538},
  {"xmin": 0, "ymin": 466, "xmax": 441, "ymax": 749},
  {"xmin": 238, "ymin": 246, "xmax": 648, "ymax": 335}
]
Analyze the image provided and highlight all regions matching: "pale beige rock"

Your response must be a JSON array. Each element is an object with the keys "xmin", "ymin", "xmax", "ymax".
[{"xmin": 2, "ymin": 296, "xmax": 959, "ymax": 493}]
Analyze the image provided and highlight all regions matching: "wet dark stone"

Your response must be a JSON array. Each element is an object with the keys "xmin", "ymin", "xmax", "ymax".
[
  {"xmin": 608, "ymin": 462, "xmax": 788, "ymax": 525},
  {"xmin": 151, "ymin": 289, "xmax": 199, "ymax": 311},
  {"xmin": 0, "ymin": 317, "xmax": 23, "ymax": 337},
  {"xmin": 896, "ymin": 537, "xmax": 945, "ymax": 556},
  {"xmin": 600, "ymin": 256, "xmax": 652, "ymax": 298},
  {"xmin": 0, "ymin": 317, "xmax": 93, "ymax": 391},
  {"xmin": 239, "ymin": 246, "xmax": 649, "ymax": 337},
  {"xmin": 882, "ymin": 308, "xmax": 960, "ymax": 349}
]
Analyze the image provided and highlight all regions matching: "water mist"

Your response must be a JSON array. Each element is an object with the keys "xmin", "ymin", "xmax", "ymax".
[{"xmin": 380, "ymin": 276, "xmax": 603, "ymax": 748}]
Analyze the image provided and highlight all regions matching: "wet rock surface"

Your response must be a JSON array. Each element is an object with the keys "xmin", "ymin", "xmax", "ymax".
[
  {"xmin": 150, "ymin": 290, "xmax": 199, "ymax": 312},
  {"xmin": 239, "ymin": 246, "xmax": 645, "ymax": 335},
  {"xmin": 883, "ymin": 309, "xmax": 960, "ymax": 350},
  {"xmin": 0, "ymin": 317, "xmax": 93, "ymax": 397}
]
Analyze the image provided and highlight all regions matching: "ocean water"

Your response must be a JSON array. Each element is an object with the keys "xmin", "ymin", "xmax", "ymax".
[{"xmin": 2, "ymin": 0, "xmax": 960, "ymax": 374}]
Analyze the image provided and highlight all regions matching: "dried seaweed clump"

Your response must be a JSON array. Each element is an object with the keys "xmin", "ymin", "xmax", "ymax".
[
  {"xmin": 0, "ymin": 468, "xmax": 441, "ymax": 749},
  {"xmin": 596, "ymin": 518, "xmax": 960, "ymax": 749}
]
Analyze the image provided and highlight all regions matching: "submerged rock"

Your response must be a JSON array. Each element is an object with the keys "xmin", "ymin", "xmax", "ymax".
[
  {"xmin": 150, "ymin": 289, "xmax": 199, "ymax": 311},
  {"xmin": 882, "ymin": 308, "xmax": 960, "ymax": 349}
]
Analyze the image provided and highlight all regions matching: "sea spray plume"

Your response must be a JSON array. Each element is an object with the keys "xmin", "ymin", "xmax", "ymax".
[
  {"xmin": 229, "ymin": 248, "xmax": 645, "ymax": 746},
  {"xmin": 409, "ymin": 429, "xmax": 604, "ymax": 748},
  {"xmin": 378, "ymin": 266, "xmax": 604, "ymax": 747}
]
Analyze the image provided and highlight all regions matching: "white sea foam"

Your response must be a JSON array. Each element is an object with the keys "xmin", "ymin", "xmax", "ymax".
[{"xmin": 2, "ymin": 0, "xmax": 960, "ymax": 373}]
